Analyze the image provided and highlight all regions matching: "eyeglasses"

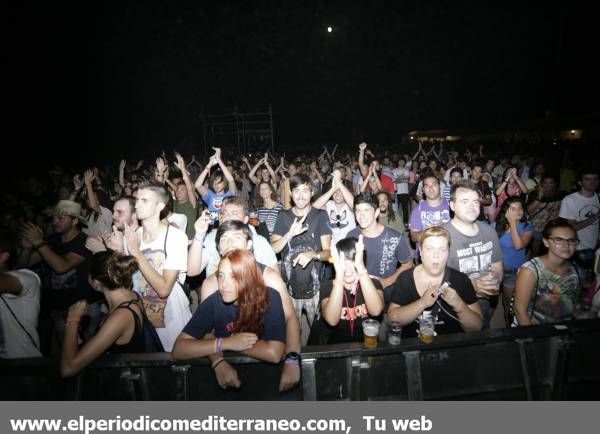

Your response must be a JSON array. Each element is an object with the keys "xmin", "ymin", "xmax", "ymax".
[{"xmin": 547, "ymin": 237, "xmax": 580, "ymax": 247}]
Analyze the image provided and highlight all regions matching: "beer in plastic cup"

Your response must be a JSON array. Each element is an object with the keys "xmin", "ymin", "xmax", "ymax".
[
  {"xmin": 419, "ymin": 316, "xmax": 435, "ymax": 344},
  {"xmin": 387, "ymin": 320, "xmax": 402, "ymax": 345},
  {"xmin": 362, "ymin": 319, "xmax": 380, "ymax": 348}
]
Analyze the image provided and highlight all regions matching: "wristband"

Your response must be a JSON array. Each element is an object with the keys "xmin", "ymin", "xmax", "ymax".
[
  {"xmin": 284, "ymin": 358, "xmax": 299, "ymax": 366},
  {"xmin": 66, "ymin": 320, "xmax": 80, "ymax": 327},
  {"xmin": 33, "ymin": 241, "xmax": 47, "ymax": 250},
  {"xmin": 216, "ymin": 338, "xmax": 223, "ymax": 353},
  {"xmin": 193, "ymin": 234, "xmax": 204, "ymax": 243},
  {"xmin": 211, "ymin": 358, "xmax": 226, "ymax": 370}
]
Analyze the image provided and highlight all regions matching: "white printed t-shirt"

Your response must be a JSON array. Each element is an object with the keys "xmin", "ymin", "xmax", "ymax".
[
  {"xmin": 0, "ymin": 269, "xmax": 42, "ymax": 358},
  {"xmin": 129, "ymin": 225, "xmax": 192, "ymax": 351}
]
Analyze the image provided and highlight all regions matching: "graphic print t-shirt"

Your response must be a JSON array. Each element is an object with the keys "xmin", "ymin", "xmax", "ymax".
[{"xmin": 444, "ymin": 220, "xmax": 503, "ymax": 279}]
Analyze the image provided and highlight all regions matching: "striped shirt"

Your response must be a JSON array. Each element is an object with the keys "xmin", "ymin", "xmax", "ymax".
[{"xmin": 258, "ymin": 202, "xmax": 284, "ymax": 235}]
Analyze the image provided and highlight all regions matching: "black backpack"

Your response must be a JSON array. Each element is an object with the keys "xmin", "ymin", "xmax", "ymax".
[{"xmin": 280, "ymin": 209, "xmax": 326, "ymax": 300}]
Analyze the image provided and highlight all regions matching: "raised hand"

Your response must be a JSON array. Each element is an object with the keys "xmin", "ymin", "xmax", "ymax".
[
  {"xmin": 83, "ymin": 169, "xmax": 95, "ymax": 186},
  {"xmin": 330, "ymin": 241, "xmax": 345, "ymax": 277},
  {"xmin": 174, "ymin": 152, "xmax": 186, "ymax": 172},
  {"xmin": 73, "ymin": 174, "xmax": 83, "ymax": 191},
  {"xmin": 212, "ymin": 147, "xmax": 222, "ymax": 161},
  {"xmin": 193, "ymin": 210, "xmax": 212, "ymax": 238},
  {"xmin": 354, "ymin": 235, "xmax": 367, "ymax": 275},
  {"xmin": 287, "ymin": 214, "xmax": 308, "ymax": 239},
  {"xmin": 123, "ymin": 223, "xmax": 141, "ymax": 256},
  {"xmin": 20, "ymin": 222, "xmax": 44, "ymax": 246},
  {"xmin": 85, "ymin": 236, "xmax": 107, "ymax": 254},
  {"xmin": 119, "ymin": 159, "xmax": 126, "ymax": 172},
  {"xmin": 156, "ymin": 157, "xmax": 167, "ymax": 174},
  {"xmin": 358, "ymin": 142, "xmax": 367, "ymax": 151}
]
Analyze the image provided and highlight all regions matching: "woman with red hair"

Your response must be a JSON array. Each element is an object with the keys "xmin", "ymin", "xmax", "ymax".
[{"xmin": 172, "ymin": 249, "xmax": 286, "ymax": 389}]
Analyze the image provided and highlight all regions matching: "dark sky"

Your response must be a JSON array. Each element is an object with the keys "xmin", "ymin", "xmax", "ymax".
[{"xmin": 6, "ymin": 1, "xmax": 598, "ymax": 167}]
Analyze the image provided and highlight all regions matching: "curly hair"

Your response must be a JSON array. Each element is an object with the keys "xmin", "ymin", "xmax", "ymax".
[{"xmin": 222, "ymin": 249, "xmax": 270, "ymax": 336}]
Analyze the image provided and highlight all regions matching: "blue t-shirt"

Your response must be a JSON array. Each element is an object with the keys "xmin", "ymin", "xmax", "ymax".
[
  {"xmin": 202, "ymin": 189, "xmax": 234, "ymax": 214},
  {"xmin": 182, "ymin": 287, "xmax": 286, "ymax": 343},
  {"xmin": 499, "ymin": 222, "xmax": 534, "ymax": 269}
]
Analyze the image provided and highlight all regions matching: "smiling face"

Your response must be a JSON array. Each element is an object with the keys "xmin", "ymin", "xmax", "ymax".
[
  {"xmin": 420, "ymin": 235, "xmax": 450, "ymax": 276},
  {"xmin": 354, "ymin": 203, "xmax": 379, "ymax": 230},
  {"xmin": 258, "ymin": 182, "xmax": 272, "ymax": 200},
  {"xmin": 217, "ymin": 258, "xmax": 239, "ymax": 303},
  {"xmin": 291, "ymin": 183, "xmax": 312, "ymax": 210}
]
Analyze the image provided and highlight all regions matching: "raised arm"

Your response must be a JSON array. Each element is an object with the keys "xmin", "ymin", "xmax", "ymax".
[
  {"xmin": 263, "ymin": 152, "xmax": 279, "ymax": 184},
  {"xmin": 213, "ymin": 147, "xmax": 237, "ymax": 194},
  {"xmin": 358, "ymin": 142, "xmax": 369, "ymax": 179},
  {"xmin": 194, "ymin": 155, "xmax": 217, "ymax": 197},
  {"xmin": 248, "ymin": 157, "xmax": 263, "ymax": 185},
  {"xmin": 118, "ymin": 159, "xmax": 126, "ymax": 188},
  {"xmin": 84, "ymin": 169, "xmax": 101, "ymax": 214},
  {"xmin": 174, "ymin": 152, "xmax": 197, "ymax": 208}
]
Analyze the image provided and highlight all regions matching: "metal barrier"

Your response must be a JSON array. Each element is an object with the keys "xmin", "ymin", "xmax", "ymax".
[{"xmin": 1, "ymin": 319, "xmax": 599, "ymax": 400}]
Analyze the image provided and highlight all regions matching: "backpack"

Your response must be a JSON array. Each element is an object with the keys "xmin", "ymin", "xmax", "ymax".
[{"xmin": 280, "ymin": 209, "xmax": 326, "ymax": 300}]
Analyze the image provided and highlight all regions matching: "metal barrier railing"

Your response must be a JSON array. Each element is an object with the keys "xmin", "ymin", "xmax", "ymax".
[{"xmin": 1, "ymin": 319, "xmax": 599, "ymax": 400}]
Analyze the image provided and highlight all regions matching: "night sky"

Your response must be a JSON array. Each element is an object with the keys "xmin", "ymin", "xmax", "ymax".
[{"xmin": 6, "ymin": 1, "xmax": 598, "ymax": 168}]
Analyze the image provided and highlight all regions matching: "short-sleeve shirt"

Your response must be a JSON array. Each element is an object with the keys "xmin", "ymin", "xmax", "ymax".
[
  {"xmin": 499, "ymin": 222, "xmax": 534, "ymax": 269},
  {"xmin": 183, "ymin": 287, "xmax": 286, "ymax": 343},
  {"xmin": 347, "ymin": 226, "xmax": 412, "ymax": 281},
  {"xmin": 319, "ymin": 278, "xmax": 383, "ymax": 344},
  {"xmin": 325, "ymin": 201, "xmax": 356, "ymax": 244},
  {"xmin": 173, "ymin": 201, "xmax": 199, "ymax": 240},
  {"xmin": 444, "ymin": 220, "xmax": 503, "ymax": 278},
  {"xmin": 43, "ymin": 232, "xmax": 95, "ymax": 309},
  {"xmin": 0, "ymin": 270, "xmax": 42, "ymax": 358},
  {"xmin": 202, "ymin": 226, "xmax": 278, "ymax": 278},
  {"xmin": 273, "ymin": 207, "xmax": 331, "ymax": 261},
  {"xmin": 130, "ymin": 224, "xmax": 192, "ymax": 351},
  {"xmin": 409, "ymin": 199, "xmax": 451, "ymax": 232},
  {"xmin": 201, "ymin": 189, "xmax": 234, "ymax": 214},
  {"xmin": 389, "ymin": 267, "xmax": 478, "ymax": 337},
  {"xmin": 559, "ymin": 191, "xmax": 600, "ymax": 250}
]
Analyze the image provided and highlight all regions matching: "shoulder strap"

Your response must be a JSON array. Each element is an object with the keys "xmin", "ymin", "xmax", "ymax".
[
  {"xmin": 163, "ymin": 224, "xmax": 170, "ymax": 260},
  {"xmin": 0, "ymin": 294, "xmax": 38, "ymax": 350},
  {"xmin": 115, "ymin": 301, "xmax": 142, "ymax": 335},
  {"xmin": 529, "ymin": 259, "xmax": 540, "ymax": 319}
]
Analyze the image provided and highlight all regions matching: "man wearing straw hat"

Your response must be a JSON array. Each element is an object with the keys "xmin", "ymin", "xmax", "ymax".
[{"xmin": 19, "ymin": 200, "xmax": 102, "ymax": 354}]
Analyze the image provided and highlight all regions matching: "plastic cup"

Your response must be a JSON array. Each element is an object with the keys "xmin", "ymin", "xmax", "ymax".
[
  {"xmin": 387, "ymin": 320, "xmax": 402, "ymax": 345},
  {"xmin": 419, "ymin": 316, "xmax": 435, "ymax": 344},
  {"xmin": 362, "ymin": 319, "xmax": 380, "ymax": 349},
  {"xmin": 248, "ymin": 211, "xmax": 259, "ymax": 226}
]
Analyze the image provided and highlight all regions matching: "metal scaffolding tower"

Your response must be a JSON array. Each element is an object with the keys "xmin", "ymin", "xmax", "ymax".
[{"xmin": 202, "ymin": 105, "xmax": 274, "ymax": 156}]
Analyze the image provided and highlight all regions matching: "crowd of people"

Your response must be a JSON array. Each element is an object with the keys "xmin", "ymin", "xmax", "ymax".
[{"xmin": 1, "ymin": 140, "xmax": 598, "ymax": 392}]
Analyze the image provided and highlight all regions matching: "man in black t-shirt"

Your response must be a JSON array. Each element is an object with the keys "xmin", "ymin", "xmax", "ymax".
[
  {"xmin": 20, "ymin": 200, "xmax": 99, "ymax": 354},
  {"xmin": 272, "ymin": 174, "xmax": 332, "ymax": 343}
]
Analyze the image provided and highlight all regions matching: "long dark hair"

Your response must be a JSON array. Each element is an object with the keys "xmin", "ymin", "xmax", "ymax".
[{"xmin": 495, "ymin": 196, "xmax": 527, "ymax": 236}]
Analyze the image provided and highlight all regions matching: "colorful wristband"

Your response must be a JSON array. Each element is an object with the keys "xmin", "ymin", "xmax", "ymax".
[
  {"xmin": 216, "ymin": 338, "xmax": 223, "ymax": 353},
  {"xmin": 284, "ymin": 358, "xmax": 299, "ymax": 366}
]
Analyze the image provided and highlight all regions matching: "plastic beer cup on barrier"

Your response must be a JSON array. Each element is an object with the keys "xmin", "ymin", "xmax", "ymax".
[
  {"xmin": 387, "ymin": 320, "xmax": 402, "ymax": 345},
  {"xmin": 418, "ymin": 315, "xmax": 435, "ymax": 344},
  {"xmin": 362, "ymin": 319, "xmax": 380, "ymax": 348}
]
